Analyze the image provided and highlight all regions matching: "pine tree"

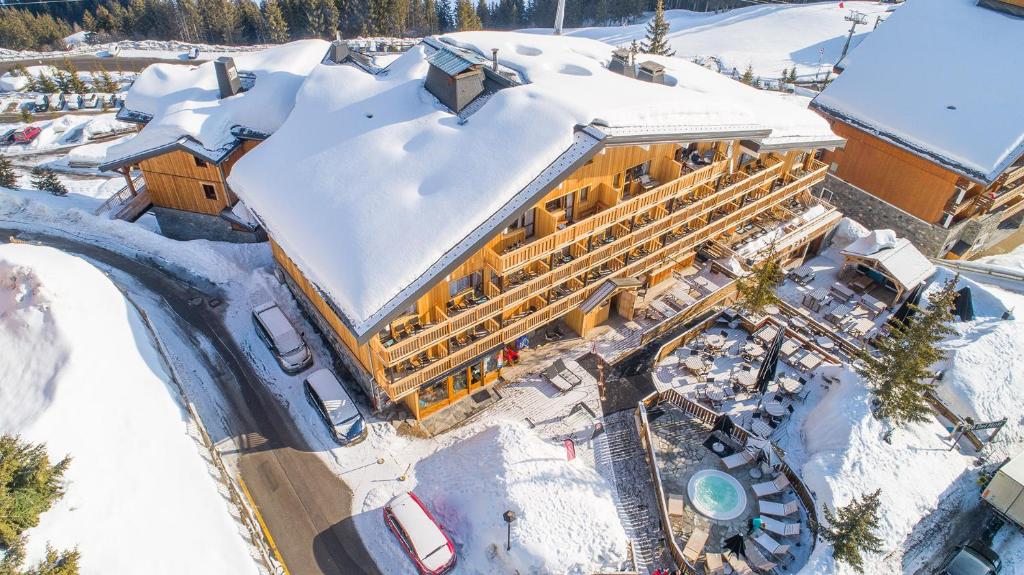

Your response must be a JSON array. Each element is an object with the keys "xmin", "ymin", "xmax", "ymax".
[
  {"xmin": 0, "ymin": 434, "xmax": 72, "ymax": 547},
  {"xmin": 856, "ymin": 279, "xmax": 957, "ymax": 426},
  {"xmin": 475, "ymin": 0, "xmax": 489, "ymax": 28},
  {"xmin": 780, "ymin": 68, "xmax": 789, "ymax": 84},
  {"xmin": 456, "ymin": 0, "xmax": 481, "ymax": 30},
  {"xmin": 35, "ymin": 72, "xmax": 57, "ymax": 94},
  {"xmin": 436, "ymin": 0, "xmax": 453, "ymax": 31},
  {"xmin": 821, "ymin": 489, "xmax": 885, "ymax": 573},
  {"xmin": 0, "ymin": 156, "xmax": 17, "ymax": 189},
  {"xmin": 95, "ymin": 67, "xmax": 118, "ymax": 93},
  {"xmin": 263, "ymin": 0, "xmax": 291, "ymax": 42},
  {"xmin": 740, "ymin": 64, "xmax": 754, "ymax": 85},
  {"xmin": 734, "ymin": 251, "xmax": 783, "ymax": 314},
  {"xmin": 29, "ymin": 168, "xmax": 67, "ymax": 196},
  {"xmin": 640, "ymin": 0, "xmax": 674, "ymax": 56},
  {"xmin": 61, "ymin": 58, "xmax": 87, "ymax": 94},
  {"xmin": 19, "ymin": 108, "xmax": 33, "ymax": 124},
  {"xmin": 788, "ymin": 67, "xmax": 798, "ymax": 83},
  {"xmin": 0, "ymin": 537, "xmax": 80, "ymax": 575}
]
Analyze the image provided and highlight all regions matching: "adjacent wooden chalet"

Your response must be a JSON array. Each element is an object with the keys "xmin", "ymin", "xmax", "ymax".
[
  {"xmin": 812, "ymin": 0, "xmax": 1024, "ymax": 258},
  {"xmin": 229, "ymin": 33, "xmax": 846, "ymax": 420}
]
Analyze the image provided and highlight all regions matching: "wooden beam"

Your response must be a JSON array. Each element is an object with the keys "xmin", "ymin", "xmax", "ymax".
[{"xmin": 122, "ymin": 167, "xmax": 136, "ymax": 196}]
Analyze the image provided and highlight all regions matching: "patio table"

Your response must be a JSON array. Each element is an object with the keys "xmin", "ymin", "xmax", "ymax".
[
  {"xmin": 850, "ymin": 317, "xmax": 876, "ymax": 337},
  {"xmin": 753, "ymin": 325, "xmax": 779, "ymax": 344},
  {"xmin": 684, "ymin": 356, "xmax": 708, "ymax": 375},
  {"xmin": 743, "ymin": 343, "xmax": 765, "ymax": 358},
  {"xmin": 815, "ymin": 336, "xmax": 835, "ymax": 350},
  {"xmin": 825, "ymin": 304, "xmax": 852, "ymax": 324},
  {"xmin": 799, "ymin": 352, "xmax": 823, "ymax": 372},
  {"xmin": 763, "ymin": 304, "xmax": 781, "ymax": 316},
  {"xmin": 764, "ymin": 400, "xmax": 785, "ymax": 417},
  {"xmin": 802, "ymin": 287, "xmax": 829, "ymax": 313},
  {"xmin": 735, "ymin": 371, "xmax": 757, "ymax": 390},
  {"xmin": 705, "ymin": 334, "xmax": 726, "ymax": 349},
  {"xmin": 830, "ymin": 281, "xmax": 856, "ymax": 302},
  {"xmin": 780, "ymin": 339, "xmax": 801, "ymax": 358},
  {"xmin": 750, "ymin": 419, "xmax": 773, "ymax": 438},
  {"xmin": 706, "ymin": 388, "xmax": 727, "ymax": 404},
  {"xmin": 779, "ymin": 376, "xmax": 803, "ymax": 394},
  {"xmin": 862, "ymin": 293, "xmax": 888, "ymax": 318}
]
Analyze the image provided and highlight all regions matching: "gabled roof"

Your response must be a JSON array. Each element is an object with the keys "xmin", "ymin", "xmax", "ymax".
[
  {"xmin": 228, "ymin": 32, "xmax": 841, "ymax": 343},
  {"xmin": 811, "ymin": 0, "xmax": 1024, "ymax": 185},
  {"xmin": 102, "ymin": 40, "xmax": 329, "ymax": 171},
  {"xmin": 841, "ymin": 230, "xmax": 935, "ymax": 290}
]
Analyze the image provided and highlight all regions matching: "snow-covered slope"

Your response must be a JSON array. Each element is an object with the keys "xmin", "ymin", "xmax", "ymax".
[
  {"xmin": 0, "ymin": 244, "xmax": 260, "ymax": 575},
  {"xmin": 526, "ymin": 2, "xmax": 892, "ymax": 79}
]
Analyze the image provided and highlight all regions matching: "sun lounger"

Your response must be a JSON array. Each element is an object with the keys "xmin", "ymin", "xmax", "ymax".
[
  {"xmin": 667, "ymin": 493, "xmax": 685, "ymax": 517},
  {"xmin": 725, "ymin": 552, "xmax": 755, "ymax": 575},
  {"xmin": 744, "ymin": 538, "xmax": 778, "ymax": 572},
  {"xmin": 755, "ymin": 531, "xmax": 790, "ymax": 556},
  {"xmin": 762, "ymin": 516, "xmax": 801, "ymax": 537},
  {"xmin": 683, "ymin": 527, "xmax": 709, "ymax": 564},
  {"xmin": 752, "ymin": 474, "xmax": 791, "ymax": 497},
  {"xmin": 722, "ymin": 448, "xmax": 755, "ymax": 469},
  {"xmin": 758, "ymin": 499, "xmax": 799, "ymax": 517},
  {"xmin": 705, "ymin": 552, "xmax": 725, "ymax": 575}
]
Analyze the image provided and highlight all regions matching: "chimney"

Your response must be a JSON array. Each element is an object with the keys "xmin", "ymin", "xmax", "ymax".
[
  {"xmin": 491, "ymin": 48, "xmax": 499, "ymax": 72},
  {"xmin": 329, "ymin": 40, "xmax": 350, "ymax": 64},
  {"xmin": 425, "ymin": 49, "xmax": 485, "ymax": 113},
  {"xmin": 609, "ymin": 48, "xmax": 635, "ymax": 78},
  {"xmin": 637, "ymin": 61, "xmax": 666, "ymax": 85},
  {"xmin": 214, "ymin": 57, "xmax": 241, "ymax": 98},
  {"xmin": 554, "ymin": 0, "xmax": 566, "ymax": 35}
]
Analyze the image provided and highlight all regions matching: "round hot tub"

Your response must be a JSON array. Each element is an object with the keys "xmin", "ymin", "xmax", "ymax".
[{"xmin": 687, "ymin": 469, "xmax": 747, "ymax": 520}]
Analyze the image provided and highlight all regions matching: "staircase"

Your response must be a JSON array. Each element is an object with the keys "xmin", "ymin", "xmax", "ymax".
[{"xmin": 94, "ymin": 177, "xmax": 152, "ymax": 222}]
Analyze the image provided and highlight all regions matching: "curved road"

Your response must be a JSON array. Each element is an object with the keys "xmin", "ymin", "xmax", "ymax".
[{"xmin": 0, "ymin": 227, "xmax": 380, "ymax": 575}]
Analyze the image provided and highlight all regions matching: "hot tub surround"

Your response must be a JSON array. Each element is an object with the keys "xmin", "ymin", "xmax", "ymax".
[{"xmin": 687, "ymin": 469, "xmax": 747, "ymax": 521}]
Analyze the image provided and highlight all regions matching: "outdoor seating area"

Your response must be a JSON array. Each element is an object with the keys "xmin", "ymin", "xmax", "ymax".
[{"xmin": 646, "ymin": 400, "xmax": 813, "ymax": 573}]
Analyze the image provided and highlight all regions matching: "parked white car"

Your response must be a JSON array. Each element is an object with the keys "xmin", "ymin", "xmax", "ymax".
[
  {"xmin": 252, "ymin": 303, "xmax": 312, "ymax": 374},
  {"xmin": 303, "ymin": 368, "xmax": 366, "ymax": 446}
]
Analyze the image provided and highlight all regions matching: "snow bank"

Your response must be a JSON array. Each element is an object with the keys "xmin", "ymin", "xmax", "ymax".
[
  {"xmin": 976, "ymin": 243, "xmax": 1024, "ymax": 273},
  {"xmin": 361, "ymin": 420, "xmax": 628, "ymax": 574},
  {"xmin": 0, "ymin": 244, "xmax": 260, "ymax": 575},
  {"xmin": 528, "ymin": 2, "xmax": 892, "ymax": 79},
  {"xmin": 67, "ymin": 135, "xmax": 131, "ymax": 166},
  {"xmin": 0, "ymin": 71, "xmax": 30, "ymax": 92},
  {"xmin": 812, "ymin": 0, "xmax": 1024, "ymax": 183}
]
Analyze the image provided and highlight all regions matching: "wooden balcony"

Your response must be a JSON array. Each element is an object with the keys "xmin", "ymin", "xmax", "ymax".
[
  {"xmin": 371, "ymin": 162, "xmax": 829, "ymax": 399},
  {"xmin": 368, "ymin": 158, "xmax": 815, "ymax": 372}
]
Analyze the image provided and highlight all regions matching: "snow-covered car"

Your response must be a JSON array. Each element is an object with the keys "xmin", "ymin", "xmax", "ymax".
[
  {"xmin": 303, "ymin": 368, "xmax": 366, "ymax": 446},
  {"xmin": 938, "ymin": 542, "xmax": 1001, "ymax": 575},
  {"xmin": 187, "ymin": 47, "xmax": 200, "ymax": 60},
  {"xmin": 383, "ymin": 492, "xmax": 456, "ymax": 575},
  {"xmin": 252, "ymin": 303, "xmax": 312, "ymax": 374},
  {"xmin": 64, "ymin": 94, "xmax": 81, "ymax": 110},
  {"xmin": 81, "ymin": 93, "xmax": 98, "ymax": 109},
  {"xmin": 32, "ymin": 95, "xmax": 47, "ymax": 112},
  {"xmin": 46, "ymin": 93, "xmax": 64, "ymax": 111}
]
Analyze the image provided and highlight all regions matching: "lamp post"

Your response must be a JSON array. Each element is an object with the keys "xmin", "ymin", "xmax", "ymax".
[{"xmin": 502, "ymin": 510, "xmax": 517, "ymax": 551}]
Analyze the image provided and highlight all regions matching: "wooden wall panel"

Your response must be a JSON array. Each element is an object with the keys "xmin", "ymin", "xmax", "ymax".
[
  {"xmin": 822, "ymin": 120, "xmax": 959, "ymax": 223},
  {"xmin": 139, "ymin": 147, "xmax": 249, "ymax": 214}
]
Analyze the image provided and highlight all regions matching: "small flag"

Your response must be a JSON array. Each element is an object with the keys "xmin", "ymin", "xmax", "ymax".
[{"xmin": 563, "ymin": 438, "xmax": 576, "ymax": 461}]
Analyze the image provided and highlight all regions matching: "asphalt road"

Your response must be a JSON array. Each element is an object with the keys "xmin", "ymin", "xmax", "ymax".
[
  {"xmin": 0, "ymin": 54, "xmax": 203, "ymax": 76},
  {"xmin": 0, "ymin": 227, "xmax": 381, "ymax": 575}
]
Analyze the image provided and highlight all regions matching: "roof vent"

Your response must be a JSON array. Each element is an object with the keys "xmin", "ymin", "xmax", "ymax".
[
  {"xmin": 637, "ymin": 61, "xmax": 666, "ymax": 85},
  {"xmin": 609, "ymin": 49, "xmax": 635, "ymax": 78},
  {"xmin": 214, "ymin": 57, "xmax": 242, "ymax": 98},
  {"xmin": 425, "ymin": 48, "xmax": 485, "ymax": 114},
  {"xmin": 329, "ymin": 40, "xmax": 350, "ymax": 64}
]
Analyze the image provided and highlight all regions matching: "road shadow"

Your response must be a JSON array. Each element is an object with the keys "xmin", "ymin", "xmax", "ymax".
[{"xmin": 313, "ymin": 512, "xmax": 385, "ymax": 575}]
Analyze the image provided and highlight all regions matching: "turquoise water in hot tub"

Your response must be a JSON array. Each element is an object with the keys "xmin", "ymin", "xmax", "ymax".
[{"xmin": 692, "ymin": 474, "xmax": 741, "ymax": 513}]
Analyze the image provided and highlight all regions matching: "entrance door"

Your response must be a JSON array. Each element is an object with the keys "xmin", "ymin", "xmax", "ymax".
[{"xmin": 565, "ymin": 192, "xmax": 575, "ymax": 223}]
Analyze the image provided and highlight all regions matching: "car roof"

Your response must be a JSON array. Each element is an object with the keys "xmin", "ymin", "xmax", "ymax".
[
  {"xmin": 305, "ymin": 369, "xmax": 359, "ymax": 425},
  {"xmin": 256, "ymin": 304, "xmax": 295, "ymax": 337},
  {"xmin": 387, "ymin": 492, "xmax": 449, "ymax": 563}
]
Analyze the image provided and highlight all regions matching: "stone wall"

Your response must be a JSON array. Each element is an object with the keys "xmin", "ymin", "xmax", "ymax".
[
  {"xmin": 814, "ymin": 174, "xmax": 960, "ymax": 257},
  {"xmin": 152, "ymin": 207, "xmax": 267, "ymax": 243}
]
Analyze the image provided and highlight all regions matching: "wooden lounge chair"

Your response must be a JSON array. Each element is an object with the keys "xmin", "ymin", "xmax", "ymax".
[
  {"xmin": 744, "ymin": 538, "xmax": 778, "ymax": 572},
  {"xmin": 754, "ymin": 532, "xmax": 790, "ymax": 556},
  {"xmin": 705, "ymin": 552, "xmax": 725, "ymax": 575},
  {"xmin": 722, "ymin": 448, "xmax": 755, "ymax": 469},
  {"xmin": 682, "ymin": 527, "xmax": 709, "ymax": 564},
  {"xmin": 752, "ymin": 474, "xmax": 791, "ymax": 497},
  {"xmin": 758, "ymin": 499, "xmax": 799, "ymax": 517},
  {"xmin": 762, "ymin": 516, "xmax": 801, "ymax": 537},
  {"xmin": 725, "ymin": 552, "xmax": 755, "ymax": 575},
  {"xmin": 667, "ymin": 493, "xmax": 685, "ymax": 517}
]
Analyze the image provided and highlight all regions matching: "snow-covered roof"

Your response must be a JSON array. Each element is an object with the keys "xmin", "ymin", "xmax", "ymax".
[
  {"xmin": 102, "ymin": 40, "xmax": 329, "ymax": 169},
  {"xmin": 841, "ymin": 230, "xmax": 935, "ymax": 290},
  {"xmin": 228, "ymin": 32, "xmax": 841, "ymax": 340},
  {"xmin": 811, "ymin": 0, "xmax": 1024, "ymax": 184}
]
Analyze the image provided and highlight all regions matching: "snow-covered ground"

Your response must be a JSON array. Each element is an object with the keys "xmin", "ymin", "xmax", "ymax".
[
  {"xmin": 0, "ymin": 39, "xmax": 268, "ymax": 63},
  {"xmin": 0, "ymin": 243, "xmax": 261, "ymax": 574},
  {"xmin": 528, "ymin": 2, "xmax": 893, "ymax": 80}
]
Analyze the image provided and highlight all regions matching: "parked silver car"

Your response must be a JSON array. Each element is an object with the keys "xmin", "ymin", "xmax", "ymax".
[
  {"xmin": 303, "ymin": 368, "xmax": 367, "ymax": 446},
  {"xmin": 252, "ymin": 303, "xmax": 313, "ymax": 374}
]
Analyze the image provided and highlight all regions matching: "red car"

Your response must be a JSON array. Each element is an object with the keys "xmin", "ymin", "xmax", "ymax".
[
  {"xmin": 13, "ymin": 126, "xmax": 41, "ymax": 144},
  {"xmin": 383, "ymin": 492, "xmax": 456, "ymax": 575}
]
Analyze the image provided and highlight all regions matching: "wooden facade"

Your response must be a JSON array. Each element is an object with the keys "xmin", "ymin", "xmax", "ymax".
[
  {"xmin": 272, "ymin": 139, "xmax": 837, "ymax": 420},
  {"xmin": 135, "ymin": 139, "xmax": 260, "ymax": 215}
]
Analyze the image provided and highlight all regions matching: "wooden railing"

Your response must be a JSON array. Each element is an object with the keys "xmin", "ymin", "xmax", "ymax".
[
  {"xmin": 489, "ymin": 159, "xmax": 730, "ymax": 272},
  {"xmin": 371, "ymin": 161, "xmax": 825, "ymax": 372},
  {"xmin": 94, "ymin": 175, "xmax": 144, "ymax": 216}
]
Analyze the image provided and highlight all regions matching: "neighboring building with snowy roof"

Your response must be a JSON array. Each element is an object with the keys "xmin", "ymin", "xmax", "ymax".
[
  {"xmin": 97, "ymin": 40, "xmax": 330, "ymax": 239},
  {"xmin": 228, "ymin": 31, "xmax": 845, "ymax": 418},
  {"xmin": 811, "ymin": 0, "xmax": 1024, "ymax": 259}
]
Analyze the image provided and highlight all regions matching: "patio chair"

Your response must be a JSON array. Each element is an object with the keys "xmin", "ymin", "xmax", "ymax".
[
  {"xmin": 725, "ymin": 552, "xmax": 755, "ymax": 575},
  {"xmin": 754, "ymin": 532, "xmax": 790, "ymax": 556},
  {"xmin": 758, "ymin": 499, "xmax": 799, "ymax": 517},
  {"xmin": 744, "ymin": 538, "xmax": 778, "ymax": 572},
  {"xmin": 704, "ymin": 552, "xmax": 725, "ymax": 575},
  {"xmin": 722, "ymin": 448, "xmax": 755, "ymax": 469},
  {"xmin": 762, "ymin": 516, "xmax": 801, "ymax": 537},
  {"xmin": 667, "ymin": 493, "xmax": 685, "ymax": 517},
  {"xmin": 752, "ymin": 474, "xmax": 791, "ymax": 497},
  {"xmin": 683, "ymin": 527, "xmax": 709, "ymax": 564}
]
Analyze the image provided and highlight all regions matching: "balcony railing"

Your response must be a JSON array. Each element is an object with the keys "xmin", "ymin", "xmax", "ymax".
[
  {"xmin": 373, "ymin": 163, "xmax": 829, "ymax": 398},
  {"xmin": 368, "ymin": 158, "xmax": 811, "ymax": 370}
]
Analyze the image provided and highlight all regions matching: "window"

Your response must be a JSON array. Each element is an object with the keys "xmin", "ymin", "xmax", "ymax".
[
  {"xmin": 201, "ymin": 183, "xmax": 217, "ymax": 200},
  {"xmin": 545, "ymin": 197, "xmax": 564, "ymax": 212},
  {"xmin": 194, "ymin": 156, "xmax": 207, "ymax": 168},
  {"xmin": 577, "ymin": 186, "xmax": 589, "ymax": 203},
  {"xmin": 448, "ymin": 271, "xmax": 481, "ymax": 297},
  {"xmin": 508, "ymin": 208, "xmax": 536, "ymax": 238}
]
